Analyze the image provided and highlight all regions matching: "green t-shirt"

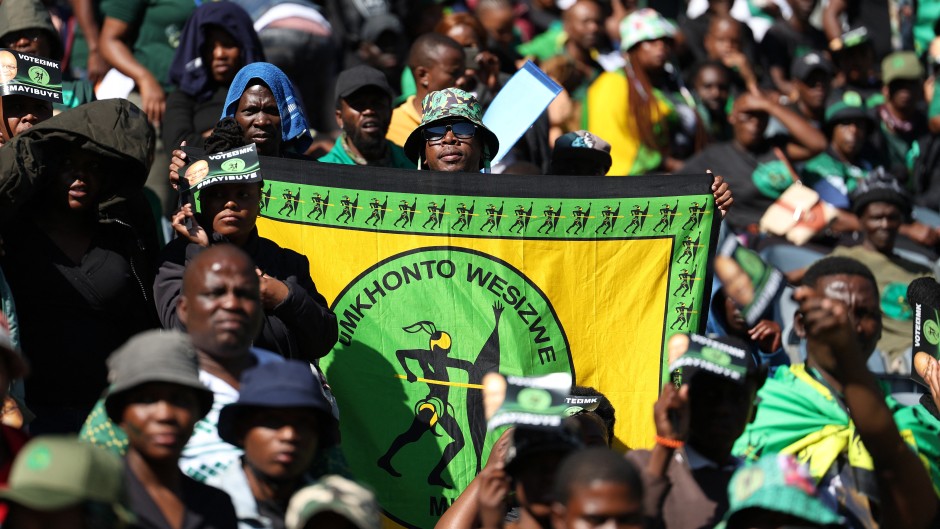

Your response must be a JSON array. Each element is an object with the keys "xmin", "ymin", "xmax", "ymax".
[
  {"xmin": 55, "ymin": 79, "xmax": 97, "ymax": 112},
  {"xmin": 99, "ymin": 0, "xmax": 195, "ymax": 90},
  {"xmin": 318, "ymin": 136, "xmax": 413, "ymax": 169}
]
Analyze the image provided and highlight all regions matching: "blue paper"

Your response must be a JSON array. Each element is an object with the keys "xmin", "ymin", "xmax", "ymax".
[{"xmin": 482, "ymin": 61, "xmax": 562, "ymax": 165}]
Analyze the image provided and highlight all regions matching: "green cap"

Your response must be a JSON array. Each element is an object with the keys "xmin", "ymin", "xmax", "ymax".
[
  {"xmin": 0, "ymin": 436, "xmax": 126, "ymax": 510},
  {"xmin": 882, "ymin": 51, "xmax": 923, "ymax": 85},
  {"xmin": 403, "ymin": 87, "xmax": 499, "ymax": 167},
  {"xmin": 723, "ymin": 454, "xmax": 843, "ymax": 529},
  {"xmin": 285, "ymin": 476, "xmax": 381, "ymax": 529},
  {"xmin": 824, "ymin": 90, "xmax": 871, "ymax": 127},
  {"xmin": 619, "ymin": 8, "xmax": 676, "ymax": 52}
]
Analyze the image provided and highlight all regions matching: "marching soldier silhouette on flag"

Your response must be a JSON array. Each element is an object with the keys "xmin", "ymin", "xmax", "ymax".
[
  {"xmin": 509, "ymin": 202, "xmax": 533, "ymax": 233},
  {"xmin": 480, "ymin": 202, "xmax": 504, "ymax": 232},
  {"xmin": 337, "ymin": 193, "xmax": 360, "ymax": 224},
  {"xmin": 307, "ymin": 191, "xmax": 330, "ymax": 220},
  {"xmin": 278, "ymin": 188, "xmax": 299, "ymax": 216},
  {"xmin": 394, "ymin": 198, "xmax": 417, "ymax": 228},
  {"xmin": 366, "ymin": 196, "xmax": 389, "ymax": 227},
  {"xmin": 595, "ymin": 203, "xmax": 621, "ymax": 234},
  {"xmin": 423, "ymin": 200, "xmax": 447, "ymax": 230},
  {"xmin": 677, "ymin": 233, "xmax": 701, "ymax": 264},
  {"xmin": 625, "ymin": 202, "xmax": 649, "ymax": 234},
  {"xmin": 682, "ymin": 201, "xmax": 708, "ymax": 230},
  {"xmin": 670, "ymin": 301, "xmax": 695, "ymax": 330},
  {"xmin": 567, "ymin": 203, "xmax": 591, "ymax": 234},
  {"xmin": 653, "ymin": 200, "xmax": 678, "ymax": 233},
  {"xmin": 451, "ymin": 201, "xmax": 475, "ymax": 231},
  {"xmin": 537, "ymin": 203, "xmax": 562, "ymax": 234}
]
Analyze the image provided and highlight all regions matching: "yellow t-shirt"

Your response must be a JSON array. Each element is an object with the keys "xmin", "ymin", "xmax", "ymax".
[
  {"xmin": 387, "ymin": 95, "xmax": 422, "ymax": 147},
  {"xmin": 586, "ymin": 71, "xmax": 672, "ymax": 176}
]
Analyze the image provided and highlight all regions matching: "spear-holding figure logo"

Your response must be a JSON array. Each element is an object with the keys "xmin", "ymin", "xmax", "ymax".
[{"xmin": 377, "ymin": 302, "xmax": 504, "ymax": 488}]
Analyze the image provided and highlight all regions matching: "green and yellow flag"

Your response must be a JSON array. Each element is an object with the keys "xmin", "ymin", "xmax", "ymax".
[{"xmin": 255, "ymin": 159, "xmax": 720, "ymax": 528}]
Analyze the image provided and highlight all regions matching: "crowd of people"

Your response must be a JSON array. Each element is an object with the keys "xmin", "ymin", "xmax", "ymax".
[{"xmin": 0, "ymin": 0, "xmax": 937, "ymax": 527}]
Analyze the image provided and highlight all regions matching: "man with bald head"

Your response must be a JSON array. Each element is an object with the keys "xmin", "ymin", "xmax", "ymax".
[
  {"xmin": 519, "ymin": 0, "xmax": 602, "ymax": 73},
  {"xmin": 175, "ymin": 244, "xmax": 288, "ymax": 481},
  {"xmin": 81, "ymin": 244, "xmax": 286, "ymax": 481},
  {"xmin": 387, "ymin": 33, "xmax": 467, "ymax": 146},
  {"xmin": 178, "ymin": 244, "xmax": 265, "ymax": 388}
]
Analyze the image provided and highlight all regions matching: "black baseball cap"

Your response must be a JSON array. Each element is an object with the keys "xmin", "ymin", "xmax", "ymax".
[
  {"xmin": 334, "ymin": 65, "xmax": 394, "ymax": 103},
  {"xmin": 791, "ymin": 51, "xmax": 833, "ymax": 81}
]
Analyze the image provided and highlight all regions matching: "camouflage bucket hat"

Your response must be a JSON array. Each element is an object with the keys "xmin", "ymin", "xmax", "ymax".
[
  {"xmin": 619, "ymin": 8, "xmax": 676, "ymax": 52},
  {"xmin": 403, "ymin": 87, "xmax": 500, "ymax": 166},
  {"xmin": 285, "ymin": 476, "xmax": 381, "ymax": 529}
]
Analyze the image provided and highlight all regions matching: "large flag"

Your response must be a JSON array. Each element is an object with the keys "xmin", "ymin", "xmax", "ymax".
[{"xmin": 255, "ymin": 158, "xmax": 720, "ymax": 528}]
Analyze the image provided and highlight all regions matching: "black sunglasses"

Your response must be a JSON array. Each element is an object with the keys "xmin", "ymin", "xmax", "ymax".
[{"xmin": 423, "ymin": 122, "xmax": 477, "ymax": 142}]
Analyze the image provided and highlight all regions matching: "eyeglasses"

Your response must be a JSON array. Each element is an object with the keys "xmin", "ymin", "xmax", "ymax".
[{"xmin": 422, "ymin": 122, "xmax": 477, "ymax": 142}]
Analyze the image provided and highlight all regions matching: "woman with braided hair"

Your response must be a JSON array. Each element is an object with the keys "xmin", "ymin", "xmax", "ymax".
[{"xmin": 156, "ymin": 117, "xmax": 337, "ymax": 365}]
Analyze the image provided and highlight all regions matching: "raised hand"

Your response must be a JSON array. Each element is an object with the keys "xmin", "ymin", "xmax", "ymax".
[{"xmin": 170, "ymin": 203, "xmax": 208, "ymax": 247}]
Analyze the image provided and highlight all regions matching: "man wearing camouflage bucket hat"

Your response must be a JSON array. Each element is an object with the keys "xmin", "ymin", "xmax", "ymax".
[{"xmin": 403, "ymin": 87, "xmax": 500, "ymax": 172}]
